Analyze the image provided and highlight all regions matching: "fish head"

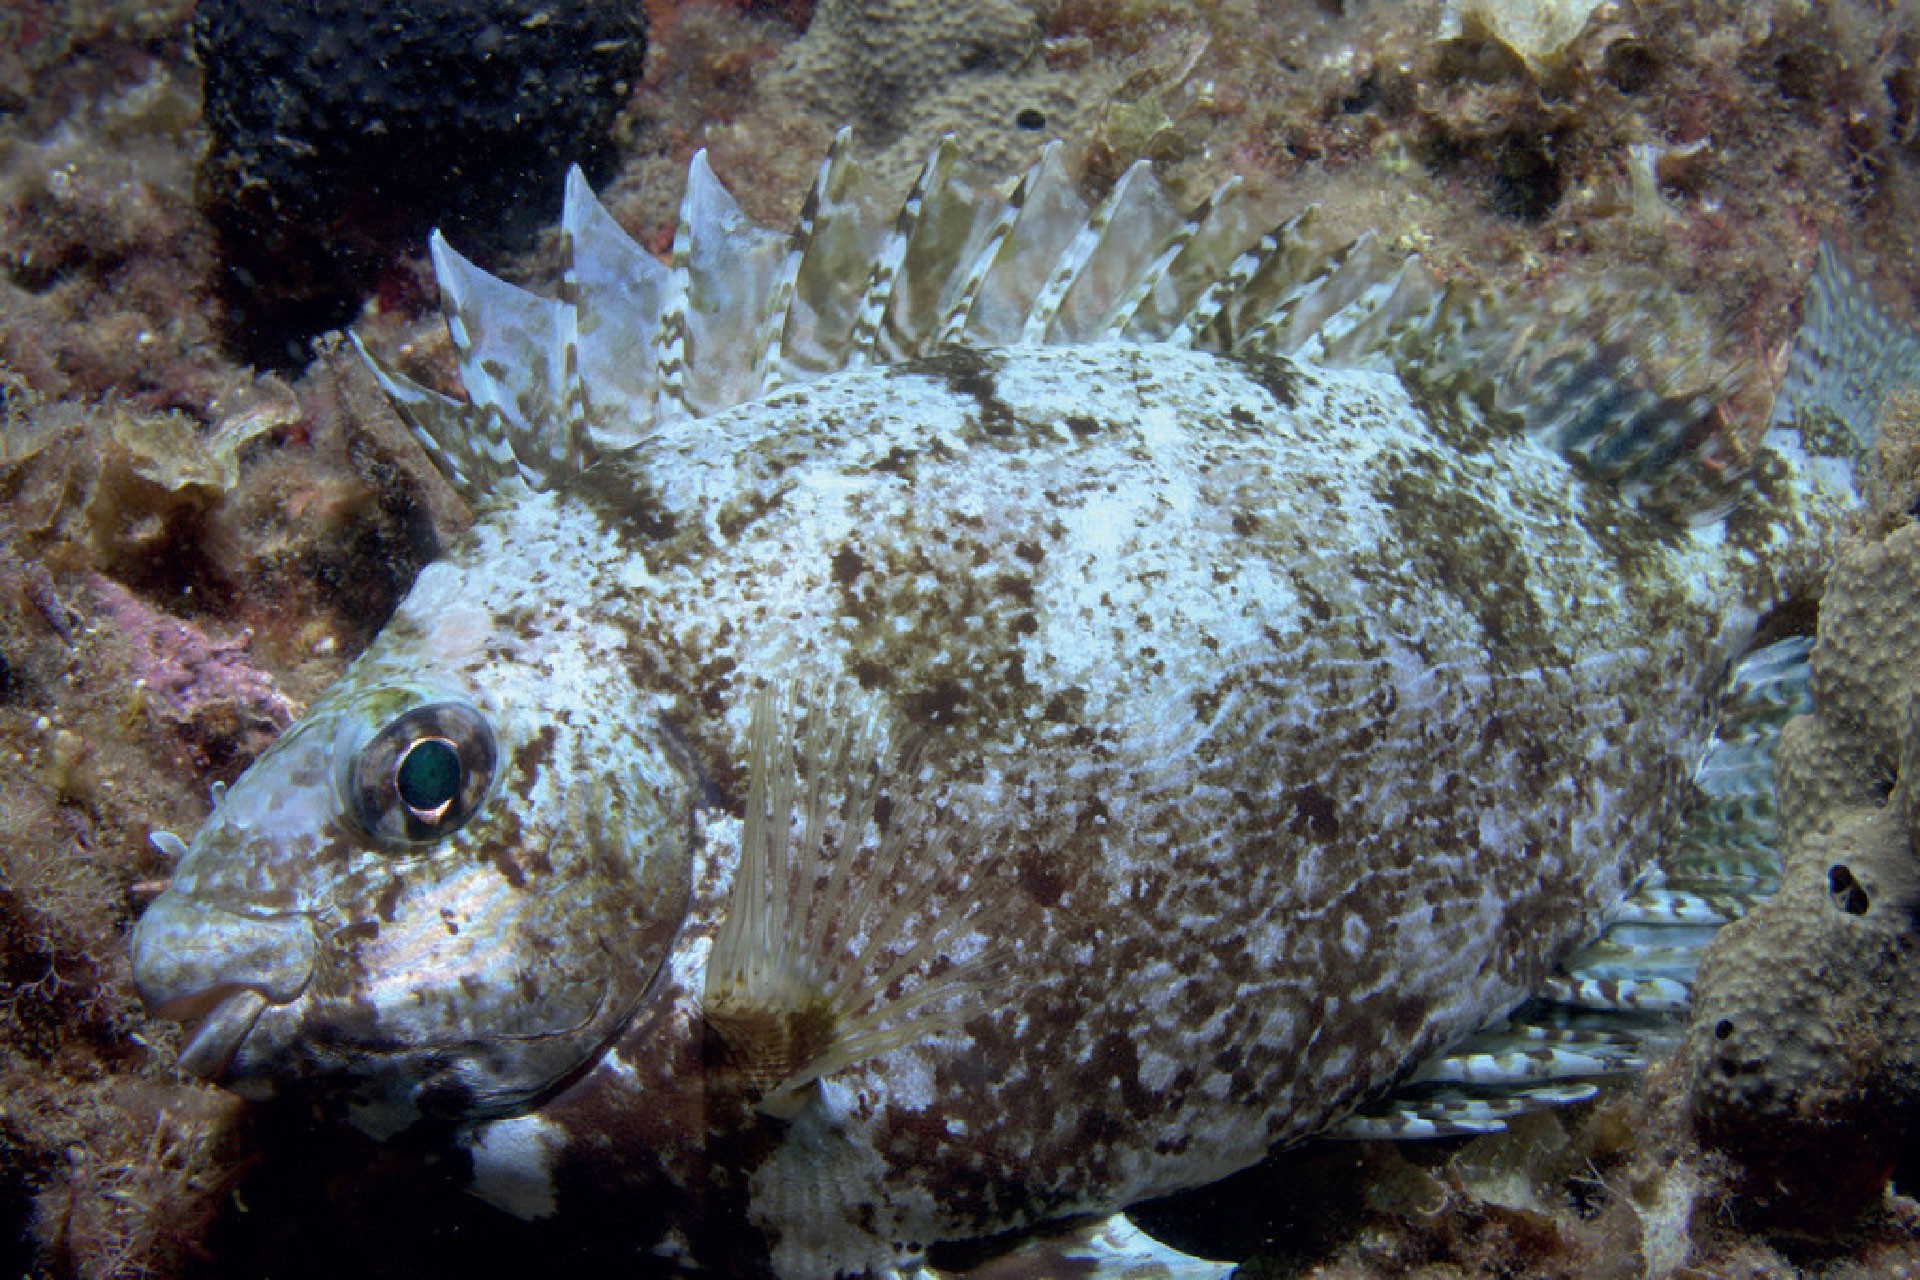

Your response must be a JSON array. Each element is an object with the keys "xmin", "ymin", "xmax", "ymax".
[{"xmin": 133, "ymin": 514, "xmax": 700, "ymax": 1134}]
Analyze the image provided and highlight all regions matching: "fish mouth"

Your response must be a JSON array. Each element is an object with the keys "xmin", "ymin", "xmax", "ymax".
[
  {"xmin": 159, "ymin": 984, "xmax": 275, "ymax": 1080},
  {"xmin": 132, "ymin": 890, "xmax": 317, "ymax": 1082}
]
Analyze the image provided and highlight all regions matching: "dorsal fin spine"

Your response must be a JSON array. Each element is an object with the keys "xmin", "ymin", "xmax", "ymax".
[
  {"xmin": 1103, "ymin": 174, "xmax": 1241, "ymax": 340},
  {"xmin": 845, "ymin": 138, "xmax": 957, "ymax": 368},
  {"xmin": 760, "ymin": 128, "xmax": 856, "ymax": 394},
  {"xmin": 1021, "ymin": 159, "xmax": 1155, "ymax": 344},
  {"xmin": 931, "ymin": 156, "xmax": 1032, "ymax": 347},
  {"xmin": 655, "ymin": 167, "xmax": 698, "ymax": 425}
]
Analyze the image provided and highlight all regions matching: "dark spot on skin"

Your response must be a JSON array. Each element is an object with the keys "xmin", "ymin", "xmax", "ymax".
[
  {"xmin": 1286, "ymin": 785, "xmax": 1339, "ymax": 842},
  {"xmin": 374, "ymin": 878, "xmax": 405, "ymax": 922},
  {"xmin": 570, "ymin": 461, "xmax": 680, "ymax": 546},
  {"xmin": 1075, "ymin": 796, "xmax": 1111, "ymax": 835},
  {"xmin": 995, "ymin": 573, "xmax": 1033, "ymax": 605},
  {"xmin": 1229, "ymin": 352, "xmax": 1299, "ymax": 412},
  {"xmin": 906, "ymin": 347, "xmax": 1017, "ymax": 437},
  {"xmin": 715, "ymin": 487, "xmax": 788, "ymax": 541},
  {"xmin": 1042, "ymin": 687, "xmax": 1085, "ymax": 722},
  {"xmin": 1063, "ymin": 414, "xmax": 1102, "ymax": 438},
  {"xmin": 1093, "ymin": 1032, "xmax": 1153, "ymax": 1115},
  {"xmin": 1714, "ymin": 1018, "xmax": 1734, "ymax": 1040},
  {"xmin": 831, "ymin": 545, "xmax": 867, "ymax": 587},
  {"xmin": 1017, "ymin": 847, "xmax": 1065, "ymax": 907},
  {"xmin": 904, "ymin": 678, "xmax": 967, "ymax": 725},
  {"xmin": 510, "ymin": 725, "xmax": 558, "ymax": 803},
  {"xmin": 1013, "ymin": 540, "xmax": 1045, "ymax": 565},
  {"xmin": 338, "ymin": 920, "xmax": 379, "ymax": 944},
  {"xmin": 873, "ymin": 445, "xmax": 917, "ymax": 475},
  {"xmin": 490, "ymin": 847, "xmax": 528, "ymax": 889}
]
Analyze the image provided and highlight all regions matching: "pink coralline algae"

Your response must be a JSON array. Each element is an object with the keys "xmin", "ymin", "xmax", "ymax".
[{"xmin": 86, "ymin": 574, "xmax": 294, "ymax": 762}]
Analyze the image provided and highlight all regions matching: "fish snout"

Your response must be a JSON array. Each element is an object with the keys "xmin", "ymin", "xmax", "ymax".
[{"xmin": 133, "ymin": 892, "xmax": 317, "ymax": 1080}]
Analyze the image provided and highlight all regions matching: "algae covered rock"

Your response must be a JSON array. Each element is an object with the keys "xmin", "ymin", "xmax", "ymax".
[
  {"xmin": 1685, "ymin": 390, "xmax": 1920, "ymax": 1230},
  {"xmin": 194, "ymin": 0, "xmax": 647, "ymax": 365},
  {"xmin": 1437, "ymin": 0, "xmax": 1613, "ymax": 74}
]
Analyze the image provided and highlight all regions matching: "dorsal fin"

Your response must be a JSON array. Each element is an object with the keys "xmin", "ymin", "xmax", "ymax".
[
  {"xmin": 360, "ymin": 140, "xmax": 1778, "ymax": 522},
  {"xmin": 1762, "ymin": 243, "xmax": 1920, "ymax": 511}
]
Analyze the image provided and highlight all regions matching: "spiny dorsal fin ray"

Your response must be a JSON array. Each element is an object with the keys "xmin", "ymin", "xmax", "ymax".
[
  {"xmin": 871, "ymin": 140, "xmax": 1007, "ymax": 364},
  {"xmin": 373, "ymin": 141, "xmax": 1770, "ymax": 524},
  {"xmin": 961, "ymin": 142, "xmax": 1086, "ymax": 345},
  {"xmin": 430, "ymin": 232, "xmax": 588, "ymax": 493},
  {"xmin": 1111, "ymin": 174, "xmax": 1260, "ymax": 343},
  {"xmin": 702, "ymin": 682, "xmax": 1012, "ymax": 1119},
  {"xmin": 563, "ymin": 163, "xmax": 671, "ymax": 452},
  {"xmin": 350, "ymin": 335, "xmax": 493, "ymax": 500},
  {"xmin": 844, "ymin": 139, "xmax": 957, "ymax": 369},
  {"xmin": 1024, "ymin": 159, "xmax": 1182, "ymax": 345},
  {"xmin": 663, "ymin": 151, "xmax": 790, "ymax": 420},
  {"xmin": 771, "ymin": 128, "xmax": 887, "ymax": 384}
]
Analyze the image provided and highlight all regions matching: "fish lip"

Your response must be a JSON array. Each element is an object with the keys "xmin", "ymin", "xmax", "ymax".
[{"xmin": 165, "ymin": 984, "xmax": 274, "ymax": 1081}]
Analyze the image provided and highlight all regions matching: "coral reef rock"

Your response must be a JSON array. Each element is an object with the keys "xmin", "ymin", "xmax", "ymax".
[
  {"xmin": 760, "ymin": 0, "xmax": 1103, "ymax": 189},
  {"xmin": 193, "ymin": 0, "xmax": 647, "ymax": 366},
  {"xmin": 1685, "ymin": 388, "xmax": 1920, "ymax": 1231}
]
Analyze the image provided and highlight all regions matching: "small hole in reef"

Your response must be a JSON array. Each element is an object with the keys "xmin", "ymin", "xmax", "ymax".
[
  {"xmin": 1603, "ymin": 40, "xmax": 1657, "ymax": 94},
  {"xmin": 1014, "ymin": 107, "xmax": 1046, "ymax": 131},
  {"xmin": 1489, "ymin": 133, "xmax": 1563, "ymax": 222},
  {"xmin": 1714, "ymin": 1019, "xmax": 1734, "ymax": 1040}
]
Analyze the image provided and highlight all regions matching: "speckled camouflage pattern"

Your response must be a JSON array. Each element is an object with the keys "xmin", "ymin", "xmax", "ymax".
[{"xmin": 132, "ymin": 145, "xmax": 1856, "ymax": 1278}]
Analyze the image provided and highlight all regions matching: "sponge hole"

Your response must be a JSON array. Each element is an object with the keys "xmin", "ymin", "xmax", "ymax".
[{"xmin": 1828, "ymin": 863, "xmax": 1870, "ymax": 916}]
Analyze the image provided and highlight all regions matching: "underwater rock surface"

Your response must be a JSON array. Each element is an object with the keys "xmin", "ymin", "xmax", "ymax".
[
  {"xmin": 1687, "ymin": 385, "xmax": 1920, "ymax": 1232},
  {"xmin": 194, "ymin": 0, "xmax": 648, "ymax": 366}
]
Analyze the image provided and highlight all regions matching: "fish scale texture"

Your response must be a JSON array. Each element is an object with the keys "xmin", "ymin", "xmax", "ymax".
[{"xmin": 449, "ymin": 341, "xmax": 1747, "ymax": 1272}]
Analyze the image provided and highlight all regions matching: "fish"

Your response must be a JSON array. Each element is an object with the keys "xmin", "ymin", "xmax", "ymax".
[{"xmin": 130, "ymin": 131, "xmax": 1870, "ymax": 1277}]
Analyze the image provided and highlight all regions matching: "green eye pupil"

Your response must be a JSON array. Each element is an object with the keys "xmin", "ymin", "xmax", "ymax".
[{"xmin": 396, "ymin": 738, "xmax": 462, "ymax": 815}]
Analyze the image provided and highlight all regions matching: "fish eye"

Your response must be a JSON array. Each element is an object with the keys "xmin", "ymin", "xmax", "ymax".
[{"xmin": 349, "ymin": 703, "xmax": 496, "ymax": 844}]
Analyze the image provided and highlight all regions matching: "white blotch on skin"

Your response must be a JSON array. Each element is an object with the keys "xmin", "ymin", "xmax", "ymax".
[
  {"xmin": 464, "ymin": 1113, "xmax": 567, "ymax": 1219},
  {"xmin": 1342, "ymin": 912, "xmax": 1368, "ymax": 957}
]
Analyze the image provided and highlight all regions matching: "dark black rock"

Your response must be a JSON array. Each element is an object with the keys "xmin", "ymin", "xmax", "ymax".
[{"xmin": 194, "ymin": 0, "xmax": 647, "ymax": 368}]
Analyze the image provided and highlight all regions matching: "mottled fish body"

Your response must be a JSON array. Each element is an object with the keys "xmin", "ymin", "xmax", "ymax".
[{"xmin": 133, "ymin": 137, "xmax": 1862, "ymax": 1277}]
